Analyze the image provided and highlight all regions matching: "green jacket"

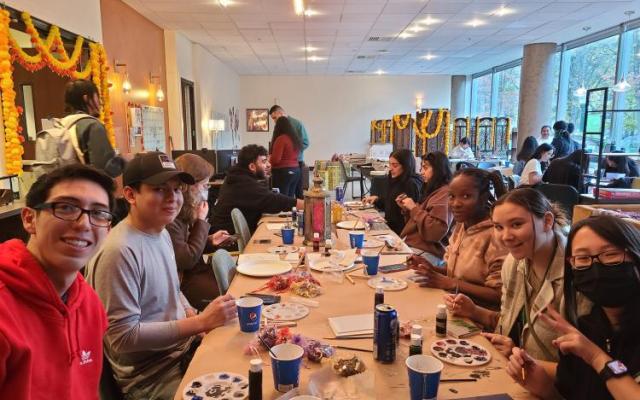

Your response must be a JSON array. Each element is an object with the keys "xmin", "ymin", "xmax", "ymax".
[{"xmin": 287, "ymin": 115, "xmax": 309, "ymax": 162}]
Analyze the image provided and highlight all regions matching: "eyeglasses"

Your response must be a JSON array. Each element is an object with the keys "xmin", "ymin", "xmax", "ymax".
[
  {"xmin": 35, "ymin": 202, "xmax": 113, "ymax": 227},
  {"xmin": 568, "ymin": 250, "xmax": 627, "ymax": 270}
]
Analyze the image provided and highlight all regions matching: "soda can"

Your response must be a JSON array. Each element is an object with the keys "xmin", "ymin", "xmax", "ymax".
[
  {"xmin": 335, "ymin": 186, "xmax": 345, "ymax": 203},
  {"xmin": 373, "ymin": 304, "xmax": 398, "ymax": 363}
]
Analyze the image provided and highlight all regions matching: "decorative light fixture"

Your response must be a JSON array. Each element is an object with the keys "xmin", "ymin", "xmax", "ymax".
[
  {"xmin": 613, "ymin": 76, "xmax": 631, "ymax": 92},
  {"xmin": 415, "ymin": 95, "xmax": 423, "ymax": 111},
  {"xmin": 574, "ymin": 83, "xmax": 587, "ymax": 97},
  {"xmin": 149, "ymin": 73, "xmax": 165, "ymax": 102},
  {"xmin": 114, "ymin": 61, "xmax": 131, "ymax": 94},
  {"xmin": 156, "ymin": 85, "xmax": 165, "ymax": 102},
  {"xmin": 466, "ymin": 18, "xmax": 485, "ymax": 27},
  {"xmin": 294, "ymin": 0, "xmax": 304, "ymax": 15},
  {"xmin": 219, "ymin": 0, "xmax": 231, "ymax": 7}
]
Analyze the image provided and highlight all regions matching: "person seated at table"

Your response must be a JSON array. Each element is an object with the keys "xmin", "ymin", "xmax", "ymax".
[
  {"xmin": 363, "ymin": 148, "xmax": 422, "ymax": 235},
  {"xmin": 444, "ymin": 188, "xmax": 582, "ymax": 363},
  {"xmin": 270, "ymin": 116, "xmax": 302, "ymax": 197},
  {"xmin": 449, "ymin": 137, "xmax": 475, "ymax": 160},
  {"xmin": 0, "ymin": 164, "xmax": 114, "ymax": 399},
  {"xmin": 603, "ymin": 154, "xmax": 639, "ymax": 178},
  {"xmin": 85, "ymin": 152, "xmax": 238, "ymax": 400},
  {"xmin": 513, "ymin": 136, "xmax": 539, "ymax": 177},
  {"xmin": 168, "ymin": 153, "xmax": 234, "ymax": 312},
  {"xmin": 407, "ymin": 168, "xmax": 508, "ymax": 309},
  {"xmin": 518, "ymin": 143, "xmax": 554, "ymax": 187},
  {"xmin": 506, "ymin": 215, "xmax": 640, "ymax": 400},
  {"xmin": 211, "ymin": 144, "xmax": 304, "ymax": 234},
  {"xmin": 538, "ymin": 125, "xmax": 552, "ymax": 145},
  {"xmin": 543, "ymin": 149, "xmax": 587, "ymax": 190},
  {"xmin": 397, "ymin": 151, "xmax": 453, "ymax": 260}
]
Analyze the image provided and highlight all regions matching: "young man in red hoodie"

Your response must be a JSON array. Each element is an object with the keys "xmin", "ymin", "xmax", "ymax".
[{"xmin": 0, "ymin": 164, "xmax": 115, "ymax": 399}]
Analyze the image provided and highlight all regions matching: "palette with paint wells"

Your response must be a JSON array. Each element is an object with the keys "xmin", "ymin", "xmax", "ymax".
[
  {"xmin": 430, "ymin": 338, "xmax": 492, "ymax": 366},
  {"xmin": 182, "ymin": 372, "xmax": 248, "ymax": 400}
]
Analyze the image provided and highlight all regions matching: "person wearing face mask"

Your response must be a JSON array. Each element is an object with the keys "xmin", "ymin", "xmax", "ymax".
[
  {"xmin": 363, "ymin": 149, "xmax": 423, "ymax": 235},
  {"xmin": 443, "ymin": 188, "xmax": 585, "ymax": 363},
  {"xmin": 167, "ymin": 154, "xmax": 233, "ymax": 311},
  {"xmin": 506, "ymin": 215, "xmax": 640, "ymax": 400}
]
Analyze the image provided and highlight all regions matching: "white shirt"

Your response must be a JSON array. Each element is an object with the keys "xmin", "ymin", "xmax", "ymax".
[
  {"xmin": 538, "ymin": 136, "xmax": 553, "ymax": 145},
  {"xmin": 519, "ymin": 159, "xmax": 542, "ymax": 186},
  {"xmin": 449, "ymin": 145, "xmax": 475, "ymax": 160}
]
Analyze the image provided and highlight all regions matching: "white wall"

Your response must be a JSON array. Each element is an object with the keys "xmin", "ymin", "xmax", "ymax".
[
  {"xmin": 6, "ymin": 0, "xmax": 102, "ymax": 41},
  {"xmin": 240, "ymin": 75, "xmax": 451, "ymax": 163}
]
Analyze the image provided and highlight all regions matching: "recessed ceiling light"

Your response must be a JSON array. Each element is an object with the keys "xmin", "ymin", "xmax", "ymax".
[
  {"xmin": 421, "ymin": 16, "xmax": 440, "ymax": 25},
  {"xmin": 302, "ymin": 45, "xmax": 318, "ymax": 52},
  {"xmin": 399, "ymin": 32, "xmax": 413, "ymax": 39},
  {"xmin": 294, "ymin": 0, "xmax": 304, "ymax": 15},
  {"xmin": 421, "ymin": 53, "xmax": 437, "ymax": 60},
  {"xmin": 409, "ymin": 25, "xmax": 426, "ymax": 33},
  {"xmin": 375, "ymin": 69, "xmax": 385, "ymax": 75},
  {"xmin": 466, "ymin": 18, "xmax": 485, "ymax": 28},
  {"xmin": 494, "ymin": 6, "xmax": 514, "ymax": 17},
  {"xmin": 304, "ymin": 9, "xmax": 319, "ymax": 17},
  {"xmin": 307, "ymin": 55, "xmax": 326, "ymax": 62}
]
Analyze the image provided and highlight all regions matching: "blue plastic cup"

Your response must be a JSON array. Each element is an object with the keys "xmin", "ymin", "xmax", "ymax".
[
  {"xmin": 236, "ymin": 297, "xmax": 263, "ymax": 333},
  {"xmin": 270, "ymin": 343, "xmax": 304, "ymax": 392},
  {"xmin": 362, "ymin": 250, "xmax": 380, "ymax": 275},
  {"xmin": 406, "ymin": 355, "xmax": 443, "ymax": 400},
  {"xmin": 349, "ymin": 231, "xmax": 365, "ymax": 249},
  {"xmin": 281, "ymin": 227, "xmax": 295, "ymax": 245}
]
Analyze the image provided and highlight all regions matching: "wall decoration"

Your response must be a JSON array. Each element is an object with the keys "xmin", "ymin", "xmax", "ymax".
[
  {"xmin": 246, "ymin": 108, "xmax": 269, "ymax": 132},
  {"xmin": 229, "ymin": 106, "xmax": 240, "ymax": 148}
]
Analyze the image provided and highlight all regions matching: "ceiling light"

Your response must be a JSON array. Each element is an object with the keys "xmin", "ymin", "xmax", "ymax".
[
  {"xmin": 302, "ymin": 45, "xmax": 318, "ymax": 52},
  {"xmin": 494, "ymin": 6, "xmax": 514, "ymax": 17},
  {"xmin": 399, "ymin": 32, "xmax": 413, "ymax": 39},
  {"xmin": 304, "ymin": 9, "xmax": 318, "ymax": 17},
  {"xmin": 421, "ymin": 16, "xmax": 440, "ymax": 25},
  {"xmin": 375, "ymin": 69, "xmax": 385, "ymax": 75},
  {"xmin": 466, "ymin": 18, "xmax": 485, "ymax": 28},
  {"xmin": 613, "ymin": 76, "xmax": 631, "ymax": 92},
  {"xmin": 409, "ymin": 25, "xmax": 425, "ymax": 33},
  {"xmin": 307, "ymin": 55, "xmax": 325, "ymax": 62},
  {"xmin": 421, "ymin": 53, "xmax": 437, "ymax": 61},
  {"xmin": 294, "ymin": 0, "xmax": 304, "ymax": 15},
  {"xmin": 219, "ymin": 0, "xmax": 231, "ymax": 7},
  {"xmin": 574, "ymin": 83, "xmax": 587, "ymax": 97}
]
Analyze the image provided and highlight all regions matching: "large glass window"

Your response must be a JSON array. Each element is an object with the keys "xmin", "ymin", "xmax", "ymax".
[
  {"xmin": 549, "ymin": 51, "xmax": 561, "ymax": 123},
  {"xmin": 614, "ymin": 27, "xmax": 640, "ymax": 153},
  {"xmin": 471, "ymin": 74, "xmax": 492, "ymax": 116},
  {"xmin": 494, "ymin": 65, "xmax": 521, "ymax": 124}
]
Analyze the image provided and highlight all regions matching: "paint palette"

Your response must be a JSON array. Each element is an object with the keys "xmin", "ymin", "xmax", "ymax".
[
  {"xmin": 182, "ymin": 372, "xmax": 248, "ymax": 400},
  {"xmin": 430, "ymin": 338, "xmax": 492, "ymax": 367},
  {"xmin": 263, "ymin": 302, "xmax": 309, "ymax": 321}
]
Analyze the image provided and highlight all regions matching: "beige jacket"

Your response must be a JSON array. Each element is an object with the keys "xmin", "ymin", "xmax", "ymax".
[
  {"xmin": 495, "ymin": 230, "xmax": 590, "ymax": 362},
  {"xmin": 445, "ymin": 218, "xmax": 508, "ymax": 292},
  {"xmin": 401, "ymin": 185, "xmax": 453, "ymax": 258}
]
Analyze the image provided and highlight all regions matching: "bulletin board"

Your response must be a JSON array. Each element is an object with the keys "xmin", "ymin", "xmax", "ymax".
[{"xmin": 141, "ymin": 106, "xmax": 166, "ymax": 153}]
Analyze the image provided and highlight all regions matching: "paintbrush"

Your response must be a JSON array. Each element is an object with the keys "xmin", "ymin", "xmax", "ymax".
[{"xmin": 335, "ymin": 345, "xmax": 373, "ymax": 353}]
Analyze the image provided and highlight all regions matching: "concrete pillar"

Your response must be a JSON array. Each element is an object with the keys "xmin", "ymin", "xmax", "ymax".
[
  {"xmin": 517, "ymin": 43, "xmax": 557, "ymax": 150},
  {"xmin": 450, "ymin": 75, "xmax": 466, "ymax": 119}
]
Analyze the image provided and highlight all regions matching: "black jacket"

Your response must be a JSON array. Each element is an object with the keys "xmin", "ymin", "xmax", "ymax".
[
  {"xmin": 211, "ymin": 166, "xmax": 297, "ymax": 234},
  {"xmin": 543, "ymin": 157, "xmax": 582, "ymax": 189},
  {"xmin": 374, "ymin": 173, "xmax": 423, "ymax": 235},
  {"xmin": 551, "ymin": 133, "xmax": 574, "ymax": 159}
]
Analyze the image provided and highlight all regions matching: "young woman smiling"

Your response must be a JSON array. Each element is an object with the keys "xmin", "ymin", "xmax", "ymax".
[
  {"xmin": 408, "ymin": 168, "xmax": 508, "ymax": 309},
  {"xmin": 444, "ymin": 188, "xmax": 581, "ymax": 362}
]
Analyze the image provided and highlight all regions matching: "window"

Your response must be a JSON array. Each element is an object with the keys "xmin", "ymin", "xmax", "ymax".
[
  {"xmin": 614, "ymin": 27, "xmax": 640, "ymax": 153},
  {"xmin": 494, "ymin": 65, "xmax": 521, "ymax": 124},
  {"xmin": 549, "ymin": 51, "xmax": 561, "ymax": 123},
  {"xmin": 471, "ymin": 74, "xmax": 492, "ymax": 117}
]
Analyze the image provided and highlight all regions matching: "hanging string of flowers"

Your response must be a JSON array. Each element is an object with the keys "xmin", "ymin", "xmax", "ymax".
[
  {"xmin": 1, "ymin": 10, "xmax": 115, "ymax": 173},
  {"xmin": 505, "ymin": 117, "xmax": 511, "ymax": 149},
  {"xmin": 387, "ymin": 119, "xmax": 394, "ymax": 142},
  {"xmin": 414, "ymin": 108, "xmax": 446, "ymax": 140},
  {"xmin": 392, "ymin": 113, "xmax": 411, "ymax": 130},
  {"xmin": 490, "ymin": 117, "xmax": 496, "ymax": 150},
  {"xmin": 444, "ymin": 109, "xmax": 450, "ymax": 155}
]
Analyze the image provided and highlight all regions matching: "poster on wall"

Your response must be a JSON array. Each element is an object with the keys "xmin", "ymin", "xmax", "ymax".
[
  {"xmin": 246, "ymin": 108, "xmax": 269, "ymax": 132},
  {"xmin": 141, "ymin": 106, "xmax": 166, "ymax": 152}
]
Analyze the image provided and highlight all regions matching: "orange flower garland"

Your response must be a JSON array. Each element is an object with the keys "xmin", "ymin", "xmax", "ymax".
[{"xmin": 0, "ymin": 10, "xmax": 24, "ymax": 175}]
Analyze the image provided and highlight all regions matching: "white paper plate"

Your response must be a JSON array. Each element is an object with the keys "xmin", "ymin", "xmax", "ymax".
[
  {"xmin": 343, "ymin": 201, "xmax": 374, "ymax": 210},
  {"xmin": 367, "ymin": 276, "xmax": 408, "ymax": 291},
  {"xmin": 336, "ymin": 220, "xmax": 366, "ymax": 230},
  {"xmin": 309, "ymin": 258, "xmax": 354, "ymax": 272},
  {"xmin": 182, "ymin": 372, "xmax": 248, "ymax": 400},
  {"xmin": 267, "ymin": 245, "xmax": 299, "ymax": 254},
  {"xmin": 430, "ymin": 338, "xmax": 492, "ymax": 367},
  {"xmin": 236, "ymin": 260, "xmax": 292, "ymax": 277},
  {"xmin": 362, "ymin": 238, "xmax": 384, "ymax": 248},
  {"xmin": 263, "ymin": 302, "xmax": 310, "ymax": 321}
]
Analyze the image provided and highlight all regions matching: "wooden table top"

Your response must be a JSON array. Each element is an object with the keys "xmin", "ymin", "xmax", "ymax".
[{"xmin": 175, "ymin": 213, "xmax": 532, "ymax": 400}]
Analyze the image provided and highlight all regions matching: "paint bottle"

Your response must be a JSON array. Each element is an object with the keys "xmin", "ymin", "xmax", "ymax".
[
  {"xmin": 409, "ymin": 334, "xmax": 423, "ymax": 356},
  {"xmin": 248, "ymin": 358, "xmax": 262, "ymax": 400},
  {"xmin": 312, "ymin": 232, "xmax": 320, "ymax": 252},
  {"xmin": 436, "ymin": 304, "xmax": 447, "ymax": 338}
]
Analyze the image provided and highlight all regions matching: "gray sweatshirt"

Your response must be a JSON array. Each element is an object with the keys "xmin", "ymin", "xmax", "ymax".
[{"xmin": 85, "ymin": 217, "xmax": 193, "ymax": 393}]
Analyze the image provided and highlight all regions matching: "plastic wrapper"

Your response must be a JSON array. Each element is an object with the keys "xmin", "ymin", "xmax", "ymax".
[{"xmin": 307, "ymin": 363, "xmax": 375, "ymax": 400}]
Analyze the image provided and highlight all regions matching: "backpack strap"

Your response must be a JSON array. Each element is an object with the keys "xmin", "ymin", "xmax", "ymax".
[{"xmin": 60, "ymin": 114, "xmax": 100, "ymax": 165}]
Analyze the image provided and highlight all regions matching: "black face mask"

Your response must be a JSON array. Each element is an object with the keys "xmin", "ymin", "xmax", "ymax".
[{"xmin": 573, "ymin": 261, "xmax": 640, "ymax": 307}]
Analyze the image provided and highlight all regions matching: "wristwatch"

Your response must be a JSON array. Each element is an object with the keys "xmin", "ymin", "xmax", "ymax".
[{"xmin": 599, "ymin": 360, "xmax": 629, "ymax": 381}]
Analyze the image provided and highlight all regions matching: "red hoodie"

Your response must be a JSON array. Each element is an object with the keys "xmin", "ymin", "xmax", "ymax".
[{"xmin": 0, "ymin": 239, "xmax": 108, "ymax": 400}]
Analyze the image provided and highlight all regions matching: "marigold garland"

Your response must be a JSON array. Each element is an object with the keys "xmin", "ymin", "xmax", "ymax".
[
  {"xmin": 444, "ymin": 110, "xmax": 450, "ymax": 155},
  {"xmin": 490, "ymin": 118, "xmax": 496, "ymax": 150},
  {"xmin": 505, "ymin": 118, "xmax": 511, "ymax": 149},
  {"xmin": 393, "ymin": 113, "xmax": 411, "ymax": 130},
  {"xmin": 1, "ymin": 11, "xmax": 116, "ymax": 172},
  {"xmin": 414, "ymin": 108, "xmax": 446, "ymax": 140}
]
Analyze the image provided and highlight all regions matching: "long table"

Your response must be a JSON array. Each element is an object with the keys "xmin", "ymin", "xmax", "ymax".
[{"xmin": 175, "ymin": 214, "xmax": 533, "ymax": 399}]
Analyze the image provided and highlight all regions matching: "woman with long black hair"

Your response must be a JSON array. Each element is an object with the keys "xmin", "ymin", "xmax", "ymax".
[
  {"xmin": 363, "ymin": 148, "xmax": 422, "ymax": 234},
  {"xmin": 270, "ymin": 116, "xmax": 303, "ymax": 197},
  {"xmin": 519, "ymin": 143, "xmax": 554, "ymax": 186},
  {"xmin": 507, "ymin": 215, "xmax": 640, "ymax": 399},
  {"xmin": 513, "ymin": 136, "xmax": 539, "ymax": 176}
]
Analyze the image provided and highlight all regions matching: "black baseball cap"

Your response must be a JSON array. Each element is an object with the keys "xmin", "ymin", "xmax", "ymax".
[{"xmin": 123, "ymin": 152, "xmax": 195, "ymax": 187}]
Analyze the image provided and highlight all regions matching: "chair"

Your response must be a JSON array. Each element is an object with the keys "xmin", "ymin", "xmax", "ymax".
[
  {"xmin": 231, "ymin": 208, "xmax": 251, "ymax": 252},
  {"xmin": 99, "ymin": 355, "xmax": 124, "ymax": 400},
  {"xmin": 340, "ymin": 160, "xmax": 364, "ymax": 199},
  {"xmin": 534, "ymin": 183, "xmax": 579, "ymax": 220},
  {"xmin": 211, "ymin": 249, "xmax": 237, "ymax": 295},
  {"xmin": 478, "ymin": 161, "xmax": 497, "ymax": 169}
]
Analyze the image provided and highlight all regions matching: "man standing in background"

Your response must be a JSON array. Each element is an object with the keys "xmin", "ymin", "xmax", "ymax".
[{"xmin": 269, "ymin": 105, "xmax": 309, "ymax": 198}]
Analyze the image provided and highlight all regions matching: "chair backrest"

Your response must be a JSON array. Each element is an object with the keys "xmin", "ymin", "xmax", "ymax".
[
  {"xmin": 231, "ymin": 208, "xmax": 251, "ymax": 251},
  {"xmin": 339, "ymin": 159, "xmax": 350, "ymax": 180},
  {"xmin": 477, "ymin": 161, "xmax": 497, "ymax": 169},
  {"xmin": 100, "ymin": 355, "xmax": 124, "ymax": 400},
  {"xmin": 211, "ymin": 249, "xmax": 237, "ymax": 295},
  {"xmin": 534, "ymin": 183, "xmax": 579, "ymax": 220}
]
